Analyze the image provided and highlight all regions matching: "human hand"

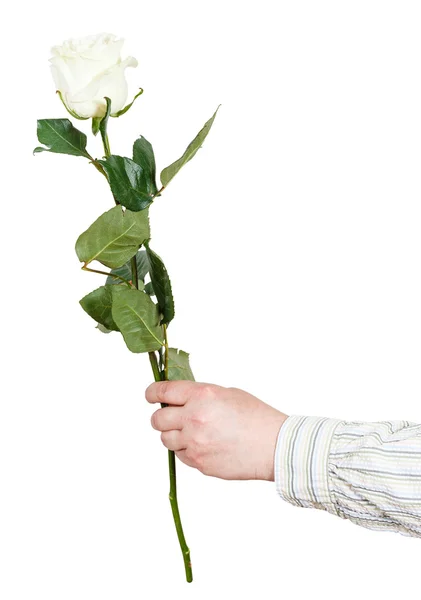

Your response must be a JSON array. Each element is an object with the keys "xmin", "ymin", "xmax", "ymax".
[{"xmin": 145, "ymin": 381, "xmax": 288, "ymax": 481}]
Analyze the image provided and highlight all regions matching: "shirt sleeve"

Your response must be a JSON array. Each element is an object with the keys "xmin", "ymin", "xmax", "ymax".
[{"xmin": 274, "ymin": 415, "xmax": 421, "ymax": 538}]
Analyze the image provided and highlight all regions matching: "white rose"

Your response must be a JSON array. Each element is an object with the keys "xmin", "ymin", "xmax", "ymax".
[{"xmin": 50, "ymin": 32, "xmax": 138, "ymax": 119}]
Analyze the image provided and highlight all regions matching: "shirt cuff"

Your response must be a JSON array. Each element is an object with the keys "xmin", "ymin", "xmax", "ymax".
[{"xmin": 274, "ymin": 415, "xmax": 343, "ymax": 514}]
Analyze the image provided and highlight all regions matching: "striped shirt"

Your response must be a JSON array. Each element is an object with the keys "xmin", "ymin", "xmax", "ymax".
[{"xmin": 274, "ymin": 415, "xmax": 421, "ymax": 538}]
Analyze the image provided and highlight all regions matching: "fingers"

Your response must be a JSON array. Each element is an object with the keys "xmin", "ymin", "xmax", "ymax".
[
  {"xmin": 151, "ymin": 407, "xmax": 184, "ymax": 431},
  {"xmin": 175, "ymin": 449, "xmax": 196, "ymax": 469},
  {"xmin": 160, "ymin": 430, "xmax": 186, "ymax": 451},
  {"xmin": 145, "ymin": 380, "xmax": 198, "ymax": 406}
]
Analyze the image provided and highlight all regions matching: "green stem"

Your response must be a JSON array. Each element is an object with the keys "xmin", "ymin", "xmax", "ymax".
[
  {"xmin": 81, "ymin": 264, "xmax": 132, "ymax": 286},
  {"xmin": 99, "ymin": 100, "xmax": 112, "ymax": 159},
  {"xmin": 148, "ymin": 351, "xmax": 162, "ymax": 382},
  {"xmin": 163, "ymin": 324, "xmax": 169, "ymax": 381},
  {"xmin": 131, "ymin": 256, "xmax": 139, "ymax": 289},
  {"xmin": 167, "ymin": 448, "xmax": 192, "ymax": 582},
  {"xmin": 147, "ymin": 334, "xmax": 193, "ymax": 582},
  {"xmin": 152, "ymin": 185, "xmax": 165, "ymax": 200},
  {"xmin": 90, "ymin": 159, "xmax": 108, "ymax": 179},
  {"xmin": 91, "ymin": 157, "xmax": 118, "ymax": 206},
  {"xmin": 96, "ymin": 105, "xmax": 119, "ymax": 207},
  {"xmin": 118, "ymin": 124, "xmax": 192, "ymax": 582},
  {"xmin": 101, "ymin": 130, "xmax": 111, "ymax": 158},
  {"xmin": 158, "ymin": 347, "xmax": 164, "ymax": 373},
  {"xmin": 162, "ymin": 324, "xmax": 192, "ymax": 582}
]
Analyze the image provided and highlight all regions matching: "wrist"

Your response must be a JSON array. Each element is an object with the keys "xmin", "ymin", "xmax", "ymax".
[{"xmin": 264, "ymin": 411, "xmax": 289, "ymax": 482}]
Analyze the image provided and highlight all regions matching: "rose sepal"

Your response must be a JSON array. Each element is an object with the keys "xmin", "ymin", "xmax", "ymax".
[
  {"xmin": 92, "ymin": 97, "xmax": 112, "ymax": 137},
  {"xmin": 56, "ymin": 90, "xmax": 89, "ymax": 120},
  {"xmin": 111, "ymin": 87, "xmax": 144, "ymax": 118}
]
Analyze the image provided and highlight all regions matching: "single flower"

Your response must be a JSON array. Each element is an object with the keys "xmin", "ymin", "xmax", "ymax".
[{"xmin": 50, "ymin": 32, "xmax": 138, "ymax": 119}]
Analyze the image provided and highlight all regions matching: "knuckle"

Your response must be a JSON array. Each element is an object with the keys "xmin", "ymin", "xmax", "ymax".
[
  {"xmin": 190, "ymin": 410, "xmax": 208, "ymax": 427},
  {"xmin": 187, "ymin": 442, "xmax": 205, "ymax": 465},
  {"xmin": 158, "ymin": 380, "xmax": 171, "ymax": 401},
  {"xmin": 185, "ymin": 446, "xmax": 201, "ymax": 466},
  {"xmin": 191, "ymin": 430, "xmax": 207, "ymax": 448},
  {"xmin": 226, "ymin": 386, "xmax": 240, "ymax": 393},
  {"xmin": 197, "ymin": 383, "xmax": 217, "ymax": 400}
]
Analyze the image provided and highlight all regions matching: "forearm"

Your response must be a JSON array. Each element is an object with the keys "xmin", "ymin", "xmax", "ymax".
[{"xmin": 275, "ymin": 415, "xmax": 421, "ymax": 538}]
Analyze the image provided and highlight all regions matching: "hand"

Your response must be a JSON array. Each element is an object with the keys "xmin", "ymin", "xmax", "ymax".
[{"xmin": 145, "ymin": 381, "xmax": 288, "ymax": 481}]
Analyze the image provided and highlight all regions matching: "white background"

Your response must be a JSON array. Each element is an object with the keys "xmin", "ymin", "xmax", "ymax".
[{"xmin": 1, "ymin": 1, "xmax": 420, "ymax": 598}]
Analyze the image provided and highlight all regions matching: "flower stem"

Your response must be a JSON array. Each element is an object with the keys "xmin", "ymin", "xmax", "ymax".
[
  {"xmin": 148, "ymin": 351, "xmax": 162, "ymax": 382},
  {"xmin": 162, "ymin": 324, "xmax": 192, "ymax": 582},
  {"xmin": 167, "ymin": 447, "xmax": 193, "ymax": 582},
  {"xmin": 90, "ymin": 159, "xmax": 108, "ymax": 179},
  {"xmin": 163, "ymin": 324, "xmax": 169, "ymax": 381},
  {"xmin": 101, "ymin": 130, "xmax": 111, "ymax": 158},
  {"xmin": 147, "ymin": 349, "xmax": 193, "ymax": 583},
  {"xmin": 95, "ymin": 105, "xmax": 119, "ymax": 206},
  {"xmin": 102, "ymin": 123, "xmax": 192, "ymax": 583},
  {"xmin": 130, "ymin": 256, "xmax": 139, "ymax": 289},
  {"xmin": 99, "ymin": 99, "xmax": 112, "ymax": 159}
]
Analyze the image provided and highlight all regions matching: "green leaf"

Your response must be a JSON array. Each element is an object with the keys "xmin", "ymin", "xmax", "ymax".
[
  {"xmin": 96, "ymin": 323, "xmax": 112, "ymax": 334},
  {"xmin": 112, "ymin": 88, "xmax": 144, "ymax": 118},
  {"xmin": 98, "ymin": 155, "xmax": 154, "ymax": 211},
  {"xmin": 34, "ymin": 119, "xmax": 91, "ymax": 158},
  {"xmin": 145, "ymin": 243, "xmax": 175, "ymax": 325},
  {"xmin": 75, "ymin": 205, "xmax": 150, "ymax": 269},
  {"xmin": 106, "ymin": 250, "xmax": 149, "ymax": 286},
  {"xmin": 111, "ymin": 287, "xmax": 164, "ymax": 353},
  {"xmin": 79, "ymin": 285, "xmax": 119, "ymax": 331},
  {"xmin": 167, "ymin": 348, "xmax": 195, "ymax": 381},
  {"xmin": 160, "ymin": 106, "xmax": 220, "ymax": 187},
  {"xmin": 144, "ymin": 282, "xmax": 155, "ymax": 297},
  {"xmin": 132, "ymin": 136, "xmax": 159, "ymax": 197}
]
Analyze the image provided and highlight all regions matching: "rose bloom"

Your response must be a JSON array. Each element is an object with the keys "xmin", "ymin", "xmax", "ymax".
[{"xmin": 50, "ymin": 33, "xmax": 138, "ymax": 119}]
